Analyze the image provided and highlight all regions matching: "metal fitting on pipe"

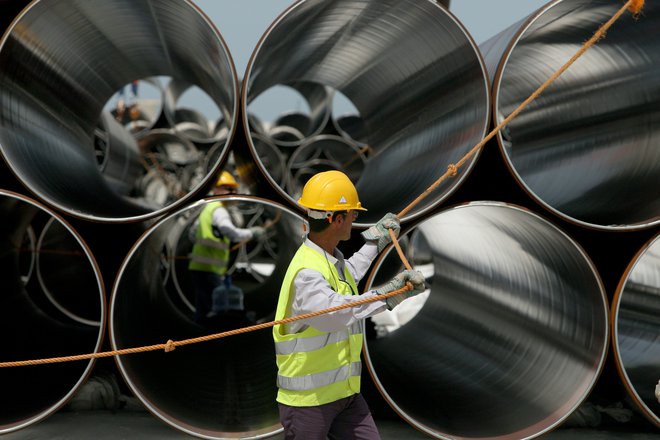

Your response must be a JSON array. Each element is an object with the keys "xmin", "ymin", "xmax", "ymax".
[
  {"xmin": 243, "ymin": 0, "xmax": 490, "ymax": 225},
  {"xmin": 110, "ymin": 196, "xmax": 305, "ymax": 438},
  {"xmin": 364, "ymin": 202, "xmax": 609, "ymax": 439},
  {"xmin": 487, "ymin": 0, "xmax": 660, "ymax": 230},
  {"xmin": 0, "ymin": 190, "xmax": 104, "ymax": 434},
  {"xmin": 0, "ymin": 0, "xmax": 238, "ymax": 222},
  {"xmin": 612, "ymin": 233, "xmax": 660, "ymax": 428}
]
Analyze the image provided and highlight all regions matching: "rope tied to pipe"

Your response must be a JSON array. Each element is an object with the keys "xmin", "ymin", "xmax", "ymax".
[{"xmin": 0, "ymin": 0, "xmax": 644, "ymax": 368}]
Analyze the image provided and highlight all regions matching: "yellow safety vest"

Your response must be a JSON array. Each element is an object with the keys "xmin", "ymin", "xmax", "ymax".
[
  {"xmin": 273, "ymin": 243, "xmax": 363, "ymax": 407},
  {"xmin": 188, "ymin": 202, "xmax": 230, "ymax": 275}
]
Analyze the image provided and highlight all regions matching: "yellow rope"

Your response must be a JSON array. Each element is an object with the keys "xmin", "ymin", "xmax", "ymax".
[
  {"xmin": 0, "ymin": 284, "xmax": 411, "ymax": 368},
  {"xmin": 397, "ymin": 0, "xmax": 643, "ymax": 219},
  {"xmin": 0, "ymin": 0, "xmax": 643, "ymax": 368}
]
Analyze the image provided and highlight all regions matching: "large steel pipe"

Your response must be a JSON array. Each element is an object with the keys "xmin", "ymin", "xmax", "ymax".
[
  {"xmin": 612, "ymin": 233, "xmax": 660, "ymax": 427},
  {"xmin": 487, "ymin": 0, "xmax": 660, "ymax": 230},
  {"xmin": 110, "ymin": 196, "xmax": 305, "ymax": 438},
  {"xmin": 364, "ymin": 202, "xmax": 608, "ymax": 439},
  {"xmin": 0, "ymin": 190, "xmax": 104, "ymax": 434},
  {"xmin": 0, "ymin": 0, "xmax": 238, "ymax": 222},
  {"xmin": 243, "ymin": 0, "xmax": 490, "ymax": 225}
]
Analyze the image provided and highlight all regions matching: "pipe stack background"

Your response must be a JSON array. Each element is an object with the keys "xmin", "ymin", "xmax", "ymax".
[{"xmin": 0, "ymin": 0, "xmax": 658, "ymax": 439}]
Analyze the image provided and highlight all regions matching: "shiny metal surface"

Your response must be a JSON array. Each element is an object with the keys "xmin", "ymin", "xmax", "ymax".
[
  {"xmin": 163, "ymin": 79, "xmax": 225, "ymax": 144},
  {"xmin": 95, "ymin": 112, "xmax": 143, "ymax": 196},
  {"xmin": 612, "ymin": 234, "xmax": 660, "ymax": 427},
  {"xmin": 489, "ymin": 0, "xmax": 660, "ymax": 230},
  {"xmin": 110, "ymin": 196, "xmax": 305, "ymax": 439},
  {"xmin": 0, "ymin": 190, "xmax": 104, "ymax": 434},
  {"xmin": 0, "ymin": 0, "xmax": 237, "ymax": 222},
  {"xmin": 243, "ymin": 0, "xmax": 490, "ymax": 225},
  {"xmin": 364, "ymin": 202, "xmax": 608, "ymax": 439}
]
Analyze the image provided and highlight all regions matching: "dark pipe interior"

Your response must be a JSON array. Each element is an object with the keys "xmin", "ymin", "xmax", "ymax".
[
  {"xmin": 111, "ymin": 196, "xmax": 304, "ymax": 437},
  {"xmin": 0, "ymin": 0, "xmax": 237, "ymax": 222},
  {"xmin": 243, "ymin": 0, "xmax": 490, "ymax": 225},
  {"xmin": 364, "ymin": 202, "xmax": 609, "ymax": 439},
  {"xmin": 613, "ymin": 235, "xmax": 660, "ymax": 427},
  {"xmin": 0, "ymin": 191, "xmax": 104, "ymax": 434},
  {"xmin": 490, "ymin": 0, "xmax": 660, "ymax": 230}
]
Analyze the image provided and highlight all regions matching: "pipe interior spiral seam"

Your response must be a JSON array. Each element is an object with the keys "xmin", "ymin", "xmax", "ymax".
[
  {"xmin": 242, "ymin": 0, "xmax": 490, "ymax": 226},
  {"xmin": 0, "ymin": 0, "xmax": 238, "ymax": 222},
  {"xmin": 0, "ymin": 190, "xmax": 104, "ymax": 434},
  {"xmin": 363, "ymin": 202, "xmax": 609, "ymax": 439},
  {"xmin": 110, "ymin": 196, "xmax": 305, "ymax": 439},
  {"xmin": 612, "ymin": 233, "xmax": 660, "ymax": 427},
  {"xmin": 487, "ymin": 0, "xmax": 660, "ymax": 230}
]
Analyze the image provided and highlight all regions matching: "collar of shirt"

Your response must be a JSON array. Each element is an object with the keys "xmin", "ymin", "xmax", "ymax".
[{"xmin": 304, "ymin": 237, "xmax": 345, "ymax": 269}]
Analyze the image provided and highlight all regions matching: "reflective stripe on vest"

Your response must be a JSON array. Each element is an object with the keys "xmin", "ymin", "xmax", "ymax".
[
  {"xmin": 188, "ymin": 202, "xmax": 230, "ymax": 275},
  {"xmin": 277, "ymin": 362, "xmax": 362, "ymax": 391},
  {"xmin": 275, "ymin": 322, "xmax": 361, "ymax": 355},
  {"xmin": 273, "ymin": 243, "xmax": 363, "ymax": 406}
]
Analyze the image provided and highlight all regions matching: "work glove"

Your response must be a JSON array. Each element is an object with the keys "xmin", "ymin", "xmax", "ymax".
[
  {"xmin": 374, "ymin": 269, "xmax": 425, "ymax": 310},
  {"xmin": 249, "ymin": 226, "xmax": 266, "ymax": 240},
  {"xmin": 656, "ymin": 380, "xmax": 660, "ymax": 403},
  {"xmin": 361, "ymin": 213, "xmax": 400, "ymax": 253}
]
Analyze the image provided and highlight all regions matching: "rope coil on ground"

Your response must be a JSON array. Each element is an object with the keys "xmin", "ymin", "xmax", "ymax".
[{"xmin": 0, "ymin": 0, "xmax": 644, "ymax": 368}]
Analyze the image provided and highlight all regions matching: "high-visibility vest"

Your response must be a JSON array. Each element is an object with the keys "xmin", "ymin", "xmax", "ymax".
[
  {"xmin": 188, "ymin": 202, "xmax": 230, "ymax": 275},
  {"xmin": 273, "ymin": 243, "xmax": 363, "ymax": 407}
]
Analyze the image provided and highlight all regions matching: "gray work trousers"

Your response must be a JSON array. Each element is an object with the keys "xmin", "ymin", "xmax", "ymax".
[{"xmin": 278, "ymin": 393, "xmax": 381, "ymax": 440}]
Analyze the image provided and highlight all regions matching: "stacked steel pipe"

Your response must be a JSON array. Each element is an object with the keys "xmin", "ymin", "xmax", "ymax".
[{"xmin": 0, "ymin": 0, "xmax": 658, "ymax": 439}]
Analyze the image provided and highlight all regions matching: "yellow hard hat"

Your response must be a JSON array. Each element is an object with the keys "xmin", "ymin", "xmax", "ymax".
[
  {"xmin": 298, "ymin": 170, "xmax": 367, "ymax": 215},
  {"xmin": 216, "ymin": 171, "xmax": 238, "ymax": 188}
]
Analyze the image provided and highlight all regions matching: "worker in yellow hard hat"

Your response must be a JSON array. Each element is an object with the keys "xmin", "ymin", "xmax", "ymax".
[
  {"xmin": 188, "ymin": 171, "xmax": 265, "ymax": 327},
  {"xmin": 272, "ymin": 170, "xmax": 426, "ymax": 439}
]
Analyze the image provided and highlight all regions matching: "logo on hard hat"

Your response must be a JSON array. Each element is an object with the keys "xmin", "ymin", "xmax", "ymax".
[{"xmin": 338, "ymin": 196, "xmax": 347, "ymax": 204}]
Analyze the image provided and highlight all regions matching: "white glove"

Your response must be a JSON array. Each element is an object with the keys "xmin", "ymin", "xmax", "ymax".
[
  {"xmin": 375, "ymin": 270, "xmax": 425, "ymax": 310},
  {"xmin": 249, "ymin": 226, "xmax": 266, "ymax": 240},
  {"xmin": 655, "ymin": 380, "xmax": 660, "ymax": 403},
  {"xmin": 361, "ymin": 213, "xmax": 400, "ymax": 253}
]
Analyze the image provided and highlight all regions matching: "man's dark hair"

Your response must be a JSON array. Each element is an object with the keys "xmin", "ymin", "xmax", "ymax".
[{"xmin": 308, "ymin": 211, "xmax": 347, "ymax": 233}]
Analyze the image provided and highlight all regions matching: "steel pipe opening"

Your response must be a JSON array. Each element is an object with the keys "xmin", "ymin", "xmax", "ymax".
[
  {"xmin": 612, "ymin": 233, "xmax": 660, "ymax": 427},
  {"xmin": 364, "ymin": 202, "xmax": 608, "ymax": 439},
  {"xmin": 243, "ymin": 0, "xmax": 490, "ymax": 225},
  {"xmin": 0, "ymin": 190, "xmax": 104, "ymax": 434},
  {"xmin": 110, "ymin": 196, "xmax": 305, "ymax": 438},
  {"xmin": 0, "ymin": 0, "xmax": 238, "ymax": 222},
  {"xmin": 489, "ymin": 0, "xmax": 660, "ymax": 230}
]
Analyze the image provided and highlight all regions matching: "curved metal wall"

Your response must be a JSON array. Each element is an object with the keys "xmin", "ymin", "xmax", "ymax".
[
  {"xmin": 364, "ymin": 202, "xmax": 609, "ymax": 439},
  {"xmin": 110, "ymin": 196, "xmax": 304, "ymax": 439},
  {"xmin": 0, "ymin": 190, "xmax": 105, "ymax": 434},
  {"xmin": 487, "ymin": 0, "xmax": 660, "ymax": 230},
  {"xmin": 242, "ymin": 0, "xmax": 491, "ymax": 226},
  {"xmin": 0, "ymin": 0, "xmax": 238, "ymax": 222},
  {"xmin": 612, "ymin": 233, "xmax": 660, "ymax": 427}
]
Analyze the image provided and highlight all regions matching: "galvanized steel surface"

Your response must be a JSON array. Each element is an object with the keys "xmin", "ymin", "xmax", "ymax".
[
  {"xmin": 364, "ymin": 202, "xmax": 609, "ymax": 439},
  {"xmin": 490, "ymin": 0, "xmax": 660, "ymax": 230}
]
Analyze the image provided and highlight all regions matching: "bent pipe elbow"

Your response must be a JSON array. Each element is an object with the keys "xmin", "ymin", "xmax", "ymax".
[
  {"xmin": 242, "ymin": 0, "xmax": 490, "ymax": 226},
  {"xmin": 488, "ymin": 0, "xmax": 660, "ymax": 230},
  {"xmin": 110, "ymin": 196, "xmax": 305, "ymax": 439},
  {"xmin": 0, "ymin": 190, "xmax": 105, "ymax": 434},
  {"xmin": 0, "ymin": 0, "xmax": 238, "ymax": 222},
  {"xmin": 363, "ymin": 202, "xmax": 609, "ymax": 439}
]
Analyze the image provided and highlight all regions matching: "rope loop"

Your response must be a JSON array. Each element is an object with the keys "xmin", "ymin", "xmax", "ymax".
[
  {"xmin": 629, "ymin": 0, "xmax": 645, "ymax": 15},
  {"xmin": 164, "ymin": 339, "xmax": 176, "ymax": 353}
]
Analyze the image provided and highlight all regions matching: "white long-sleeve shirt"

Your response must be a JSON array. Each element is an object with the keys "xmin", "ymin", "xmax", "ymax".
[
  {"xmin": 212, "ymin": 205, "xmax": 253, "ymax": 241},
  {"xmin": 284, "ymin": 238, "xmax": 387, "ymax": 334}
]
